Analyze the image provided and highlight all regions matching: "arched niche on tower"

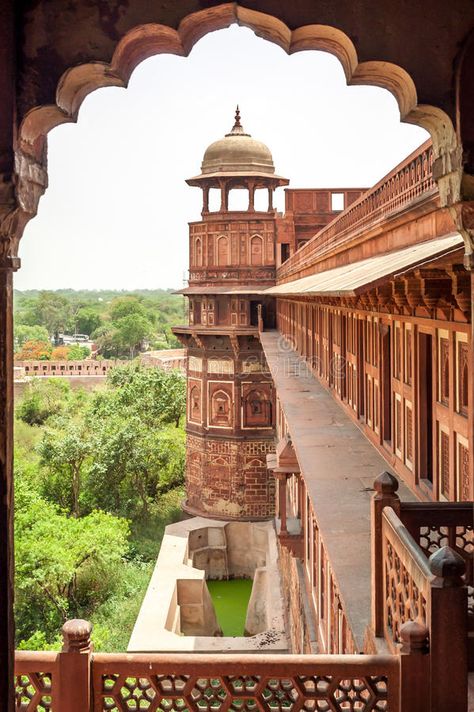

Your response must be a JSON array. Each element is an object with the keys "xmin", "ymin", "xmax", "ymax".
[
  {"xmin": 194, "ymin": 236, "xmax": 203, "ymax": 267},
  {"xmin": 250, "ymin": 234, "xmax": 264, "ymax": 266},
  {"xmin": 209, "ymin": 387, "xmax": 233, "ymax": 427},
  {"xmin": 242, "ymin": 385, "xmax": 273, "ymax": 428},
  {"xmin": 188, "ymin": 381, "xmax": 202, "ymax": 424},
  {"xmin": 216, "ymin": 235, "xmax": 230, "ymax": 266}
]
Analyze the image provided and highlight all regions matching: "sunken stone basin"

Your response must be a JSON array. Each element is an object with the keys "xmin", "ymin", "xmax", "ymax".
[{"xmin": 128, "ymin": 517, "xmax": 288, "ymax": 653}]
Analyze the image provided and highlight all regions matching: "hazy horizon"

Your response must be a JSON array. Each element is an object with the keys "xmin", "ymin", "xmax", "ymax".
[{"xmin": 15, "ymin": 25, "xmax": 428, "ymax": 292}]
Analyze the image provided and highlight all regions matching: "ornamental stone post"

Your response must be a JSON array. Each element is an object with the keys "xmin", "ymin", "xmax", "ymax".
[
  {"xmin": 371, "ymin": 471, "xmax": 400, "ymax": 636},
  {"xmin": 57, "ymin": 619, "xmax": 93, "ymax": 712}
]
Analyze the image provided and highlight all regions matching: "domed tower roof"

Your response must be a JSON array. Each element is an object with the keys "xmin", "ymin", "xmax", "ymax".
[{"xmin": 186, "ymin": 107, "xmax": 288, "ymax": 188}]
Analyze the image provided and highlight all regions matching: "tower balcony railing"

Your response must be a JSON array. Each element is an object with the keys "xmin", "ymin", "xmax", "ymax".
[
  {"xmin": 15, "ymin": 619, "xmax": 432, "ymax": 712},
  {"xmin": 277, "ymin": 140, "xmax": 436, "ymax": 282},
  {"xmin": 189, "ymin": 267, "xmax": 276, "ymax": 284}
]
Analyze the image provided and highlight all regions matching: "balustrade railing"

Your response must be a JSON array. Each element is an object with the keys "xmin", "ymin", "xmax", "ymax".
[
  {"xmin": 278, "ymin": 140, "xmax": 436, "ymax": 281},
  {"xmin": 15, "ymin": 651, "xmax": 58, "ymax": 710},
  {"xmin": 381, "ymin": 507, "xmax": 432, "ymax": 652},
  {"xmin": 371, "ymin": 474, "xmax": 469, "ymax": 712},
  {"xmin": 16, "ymin": 619, "xmax": 433, "ymax": 712},
  {"xmin": 399, "ymin": 501, "xmax": 474, "ymax": 618}
]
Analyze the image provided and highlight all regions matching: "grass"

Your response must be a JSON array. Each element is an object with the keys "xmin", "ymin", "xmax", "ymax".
[{"xmin": 207, "ymin": 579, "xmax": 253, "ymax": 637}]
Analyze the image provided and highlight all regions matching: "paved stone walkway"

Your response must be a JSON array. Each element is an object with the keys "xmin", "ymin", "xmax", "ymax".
[{"xmin": 260, "ymin": 330, "xmax": 415, "ymax": 650}]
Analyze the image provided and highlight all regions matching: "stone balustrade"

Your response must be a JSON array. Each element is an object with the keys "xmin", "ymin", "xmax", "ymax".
[
  {"xmin": 277, "ymin": 140, "xmax": 436, "ymax": 282},
  {"xmin": 371, "ymin": 473, "xmax": 470, "ymax": 712},
  {"xmin": 15, "ymin": 616, "xmax": 434, "ymax": 712}
]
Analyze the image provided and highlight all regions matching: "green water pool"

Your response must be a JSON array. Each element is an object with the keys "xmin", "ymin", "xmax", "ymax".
[{"xmin": 207, "ymin": 578, "xmax": 253, "ymax": 637}]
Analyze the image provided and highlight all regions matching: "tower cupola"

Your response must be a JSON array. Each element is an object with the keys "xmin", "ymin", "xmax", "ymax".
[{"xmin": 186, "ymin": 107, "xmax": 288, "ymax": 213}]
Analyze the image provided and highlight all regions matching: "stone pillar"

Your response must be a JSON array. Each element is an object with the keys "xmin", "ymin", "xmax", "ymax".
[
  {"xmin": 202, "ymin": 186, "xmax": 209, "ymax": 213},
  {"xmin": 57, "ymin": 619, "xmax": 93, "ymax": 712},
  {"xmin": 219, "ymin": 181, "xmax": 228, "ymax": 212},
  {"xmin": 428, "ymin": 546, "xmax": 467, "ymax": 712},
  {"xmin": 257, "ymin": 303, "xmax": 263, "ymax": 332},
  {"xmin": 0, "ymin": 7, "xmax": 16, "ymax": 702},
  {"xmin": 0, "ymin": 259, "xmax": 15, "ymax": 711},
  {"xmin": 248, "ymin": 182, "xmax": 255, "ymax": 211},
  {"xmin": 371, "ymin": 471, "xmax": 400, "ymax": 636},
  {"xmin": 276, "ymin": 472, "xmax": 288, "ymax": 535},
  {"xmin": 399, "ymin": 621, "xmax": 430, "ymax": 712},
  {"xmin": 268, "ymin": 187, "xmax": 274, "ymax": 211}
]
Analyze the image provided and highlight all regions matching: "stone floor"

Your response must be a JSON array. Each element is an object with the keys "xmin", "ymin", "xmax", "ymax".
[{"xmin": 260, "ymin": 330, "xmax": 415, "ymax": 651}]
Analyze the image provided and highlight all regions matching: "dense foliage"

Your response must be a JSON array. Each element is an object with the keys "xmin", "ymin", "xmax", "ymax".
[
  {"xmin": 14, "ymin": 289, "xmax": 185, "ymax": 358},
  {"xmin": 15, "ymin": 364, "xmax": 186, "ymax": 650}
]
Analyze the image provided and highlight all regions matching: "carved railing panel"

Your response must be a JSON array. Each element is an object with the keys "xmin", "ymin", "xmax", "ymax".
[
  {"xmin": 14, "ymin": 652, "xmax": 58, "ymax": 711},
  {"xmin": 278, "ymin": 141, "xmax": 436, "ymax": 282},
  {"xmin": 400, "ymin": 502, "xmax": 474, "ymax": 616},
  {"xmin": 381, "ymin": 507, "xmax": 432, "ymax": 652},
  {"xmin": 91, "ymin": 654, "xmax": 400, "ymax": 712}
]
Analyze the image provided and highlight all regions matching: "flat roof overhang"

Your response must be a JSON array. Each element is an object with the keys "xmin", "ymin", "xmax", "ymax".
[{"xmin": 266, "ymin": 233, "xmax": 464, "ymax": 297}]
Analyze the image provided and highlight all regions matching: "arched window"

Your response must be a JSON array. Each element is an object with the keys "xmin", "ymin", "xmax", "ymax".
[
  {"xmin": 189, "ymin": 385, "xmax": 201, "ymax": 421},
  {"xmin": 195, "ymin": 237, "xmax": 203, "ymax": 267},
  {"xmin": 244, "ymin": 388, "xmax": 271, "ymax": 427},
  {"xmin": 211, "ymin": 389, "xmax": 232, "ymax": 426},
  {"xmin": 217, "ymin": 236, "xmax": 229, "ymax": 266},
  {"xmin": 250, "ymin": 235, "xmax": 263, "ymax": 266}
]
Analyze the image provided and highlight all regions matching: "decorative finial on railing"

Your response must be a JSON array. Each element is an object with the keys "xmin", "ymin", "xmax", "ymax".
[
  {"xmin": 400, "ymin": 621, "xmax": 429, "ymax": 654},
  {"xmin": 62, "ymin": 619, "xmax": 93, "ymax": 653},
  {"xmin": 374, "ymin": 471, "xmax": 399, "ymax": 496},
  {"xmin": 429, "ymin": 545, "xmax": 466, "ymax": 586}
]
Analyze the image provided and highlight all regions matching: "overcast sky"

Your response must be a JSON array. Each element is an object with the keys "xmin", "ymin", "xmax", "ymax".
[{"xmin": 15, "ymin": 25, "xmax": 429, "ymax": 292}]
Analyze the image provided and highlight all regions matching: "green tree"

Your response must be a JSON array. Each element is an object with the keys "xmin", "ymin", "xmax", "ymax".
[
  {"xmin": 67, "ymin": 343, "xmax": 91, "ymax": 360},
  {"xmin": 15, "ymin": 475, "xmax": 129, "ymax": 641},
  {"xmin": 16, "ymin": 379, "xmax": 72, "ymax": 426},
  {"xmin": 108, "ymin": 296, "xmax": 148, "ymax": 322},
  {"xmin": 34, "ymin": 292, "xmax": 72, "ymax": 337},
  {"xmin": 14, "ymin": 324, "xmax": 50, "ymax": 351},
  {"xmin": 105, "ymin": 363, "xmax": 186, "ymax": 427},
  {"xmin": 38, "ymin": 423, "xmax": 94, "ymax": 516},
  {"xmin": 76, "ymin": 306, "xmax": 102, "ymax": 336},
  {"xmin": 113, "ymin": 314, "xmax": 152, "ymax": 358}
]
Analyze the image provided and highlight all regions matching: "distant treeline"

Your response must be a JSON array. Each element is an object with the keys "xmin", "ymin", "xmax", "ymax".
[{"xmin": 14, "ymin": 289, "xmax": 186, "ymax": 359}]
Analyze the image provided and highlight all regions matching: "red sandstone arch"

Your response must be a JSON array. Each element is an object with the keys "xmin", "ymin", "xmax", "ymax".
[{"xmin": 14, "ymin": 3, "xmax": 460, "ymax": 254}]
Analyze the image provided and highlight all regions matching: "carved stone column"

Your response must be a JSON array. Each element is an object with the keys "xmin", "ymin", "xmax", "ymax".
[
  {"xmin": 0, "ymin": 250, "xmax": 18, "ymax": 712},
  {"xmin": 248, "ymin": 181, "xmax": 255, "ymax": 211},
  {"xmin": 219, "ymin": 180, "xmax": 228, "ymax": 212},
  {"xmin": 268, "ymin": 187, "xmax": 274, "ymax": 211},
  {"xmin": 202, "ymin": 185, "xmax": 209, "ymax": 214}
]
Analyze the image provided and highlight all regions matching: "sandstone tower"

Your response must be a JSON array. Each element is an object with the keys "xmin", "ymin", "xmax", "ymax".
[{"xmin": 173, "ymin": 108, "xmax": 288, "ymax": 520}]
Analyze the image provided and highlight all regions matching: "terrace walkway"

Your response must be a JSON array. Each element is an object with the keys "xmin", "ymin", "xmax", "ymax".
[{"xmin": 259, "ymin": 330, "xmax": 415, "ymax": 650}]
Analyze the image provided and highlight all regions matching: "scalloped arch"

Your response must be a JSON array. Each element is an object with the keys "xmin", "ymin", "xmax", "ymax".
[{"xmin": 15, "ymin": 2, "xmax": 459, "ymax": 240}]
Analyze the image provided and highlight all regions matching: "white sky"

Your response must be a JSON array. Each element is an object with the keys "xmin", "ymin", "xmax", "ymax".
[{"xmin": 15, "ymin": 25, "xmax": 429, "ymax": 291}]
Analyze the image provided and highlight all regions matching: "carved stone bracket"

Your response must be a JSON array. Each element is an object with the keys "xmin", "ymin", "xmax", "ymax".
[
  {"xmin": 229, "ymin": 333, "xmax": 240, "ymax": 357},
  {"xmin": 392, "ymin": 281, "xmax": 409, "ymax": 312},
  {"xmin": 448, "ymin": 265, "xmax": 471, "ymax": 314},
  {"xmin": 416, "ymin": 268, "xmax": 453, "ymax": 311},
  {"xmin": 0, "ymin": 152, "xmax": 48, "ymax": 269},
  {"xmin": 192, "ymin": 333, "xmax": 205, "ymax": 350},
  {"xmin": 448, "ymin": 200, "xmax": 474, "ymax": 270}
]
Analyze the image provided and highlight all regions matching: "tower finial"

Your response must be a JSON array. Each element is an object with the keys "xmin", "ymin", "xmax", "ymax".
[
  {"xmin": 234, "ymin": 105, "xmax": 241, "ymax": 128},
  {"xmin": 226, "ymin": 105, "xmax": 249, "ymax": 137}
]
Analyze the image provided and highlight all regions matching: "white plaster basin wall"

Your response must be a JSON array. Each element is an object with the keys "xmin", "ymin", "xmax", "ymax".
[{"xmin": 128, "ymin": 516, "xmax": 288, "ymax": 653}]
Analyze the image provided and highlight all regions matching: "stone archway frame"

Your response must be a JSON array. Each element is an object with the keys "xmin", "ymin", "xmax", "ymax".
[{"xmin": 14, "ymin": 3, "xmax": 463, "ymax": 258}]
